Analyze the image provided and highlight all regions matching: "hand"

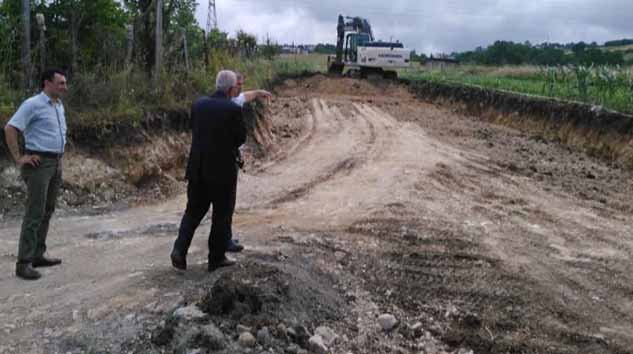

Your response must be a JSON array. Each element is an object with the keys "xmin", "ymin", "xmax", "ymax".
[
  {"xmin": 17, "ymin": 154, "xmax": 40, "ymax": 167},
  {"xmin": 258, "ymin": 90, "xmax": 273, "ymax": 100}
]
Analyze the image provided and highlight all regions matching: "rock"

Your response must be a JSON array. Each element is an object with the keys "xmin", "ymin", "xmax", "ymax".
[
  {"xmin": 297, "ymin": 350, "xmax": 308, "ymax": 354},
  {"xmin": 173, "ymin": 305, "xmax": 206, "ymax": 321},
  {"xmin": 285, "ymin": 344, "xmax": 299, "ymax": 354},
  {"xmin": 378, "ymin": 314, "xmax": 398, "ymax": 331},
  {"xmin": 186, "ymin": 349, "xmax": 203, "ymax": 354},
  {"xmin": 288, "ymin": 325, "xmax": 310, "ymax": 347},
  {"xmin": 201, "ymin": 323, "xmax": 227, "ymax": 350},
  {"xmin": 286, "ymin": 327, "xmax": 296, "ymax": 338},
  {"xmin": 314, "ymin": 326, "xmax": 338, "ymax": 346},
  {"xmin": 409, "ymin": 322, "xmax": 424, "ymax": 336},
  {"xmin": 421, "ymin": 341, "xmax": 438, "ymax": 353},
  {"xmin": 155, "ymin": 294, "xmax": 185, "ymax": 314},
  {"xmin": 237, "ymin": 324, "xmax": 252, "ymax": 333},
  {"xmin": 238, "ymin": 332, "xmax": 257, "ymax": 347},
  {"xmin": 276, "ymin": 323, "xmax": 287, "ymax": 338},
  {"xmin": 257, "ymin": 326, "xmax": 272, "ymax": 346},
  {"xmin": 173, "ymin": 323, "xmax": 226, "ymax": 352},
  {"xmin": 308, "ymin": 335, "xmax": 328, "ymax": 354},
  {"xmin": 0, "ymin": 167, "xmax": 23, "ymax": 190}
]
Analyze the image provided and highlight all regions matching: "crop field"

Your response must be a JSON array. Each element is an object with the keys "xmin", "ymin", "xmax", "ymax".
[{"xmin": 401, "ymin": 64, "xmax": 633, "ymax": 114}]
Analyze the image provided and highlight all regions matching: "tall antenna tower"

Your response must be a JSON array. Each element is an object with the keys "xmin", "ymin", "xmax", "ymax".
[{"xmin": 206, "ymin": 0, "xmax": 217, "ymax": 33}]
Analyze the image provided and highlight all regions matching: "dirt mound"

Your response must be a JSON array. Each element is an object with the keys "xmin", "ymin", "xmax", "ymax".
[
  {"xmin": 200, "ymin": 261, "xmax": 343, "ymax": 326},
  {"xmin": 141, "ymin": 260, "xmax": 346, "ymax": 354}
]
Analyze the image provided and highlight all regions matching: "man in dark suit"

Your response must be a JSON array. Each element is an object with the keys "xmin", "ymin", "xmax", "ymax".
[{"xmin": 171, "ymin": 70, "xmax": 246, "ymax": 272}]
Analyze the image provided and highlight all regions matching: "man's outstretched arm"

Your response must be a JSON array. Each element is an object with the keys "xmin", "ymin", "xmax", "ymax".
[{"xmin": 242, "ymin": 90, "xmax": 272, "ymax": 103}]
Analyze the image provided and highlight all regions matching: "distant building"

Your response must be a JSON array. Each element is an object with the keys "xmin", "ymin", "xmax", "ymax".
[
  {"xmin": 425, "ymin": 55, "xmax": 459, "ymax": 70},
  {"xmin": 280, "ymin": 44, "xmax": 316, "ymax": 55}
]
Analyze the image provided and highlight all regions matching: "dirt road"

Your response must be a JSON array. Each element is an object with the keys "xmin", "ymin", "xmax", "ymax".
[{"xmin": 1, "ymin": 76, "xmax": 632, "ymax": 354}]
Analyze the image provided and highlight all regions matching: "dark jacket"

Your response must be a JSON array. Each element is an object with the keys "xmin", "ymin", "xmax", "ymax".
[{"xmin": 185, "ymin": 91, "xmax": 246, "ymax": 182}]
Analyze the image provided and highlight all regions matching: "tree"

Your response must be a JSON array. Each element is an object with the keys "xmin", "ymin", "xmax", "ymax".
[
  {"xmin": 236, "ymin": 30, "xmax": 257, "ymax": 57},
  {"xmin": 260, "ymin": 33, "xmax": 280, "ymax": 60}
]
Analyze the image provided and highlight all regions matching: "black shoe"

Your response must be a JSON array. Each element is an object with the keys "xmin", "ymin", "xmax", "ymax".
[
  {"xmin": 16, "ymin": 263, "xmax": 41, "ymax": 280},
  {"xmin": 32, "ymin": 256, "xmax": 62, "ymax": 268},
  {"xmin": 171, "ymin": 249, "xmax": 187, "ymax": 270},
  {"xmin": 208, "ymin": 256, "xmax": 236, "ymax": 272},
  {"xmin": 226, "ymin": 239, "xmax": 244, "ymax": 253}
]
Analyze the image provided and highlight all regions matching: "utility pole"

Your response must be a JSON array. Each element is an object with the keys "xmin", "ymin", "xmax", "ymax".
[
  {"xmin": 154, "ymin": 0, "xmax": 163, "ymax": 88},
  {"xmin": 205, "ymin": 0, "xmax": 218, "ymax": 71},
  {"xmin": 125, "ymin": 24, "xmax": 134, "ymax": 69},
  {"xmin": 22, "ymin": 0, "xmax": 32, "ymax": 90},
  {"xmin": 203, "ymin": 30, "xmax": 209, "ymax": 68},
  {"xmin": 36, "ymin": 13, "xmax": 46, "ymax": 76},
  {"xmin": 181, "ymin": 28, "xmax": 190, "ymax": 71},
  {"xmin": 207, "ymin": 0, "xmax": 218, "ymax": 33}
]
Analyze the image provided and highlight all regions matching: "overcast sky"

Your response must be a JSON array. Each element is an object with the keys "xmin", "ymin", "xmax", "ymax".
[{"xmin": 194, "ymin": 0, "xmax": 633, "ymax": 54}]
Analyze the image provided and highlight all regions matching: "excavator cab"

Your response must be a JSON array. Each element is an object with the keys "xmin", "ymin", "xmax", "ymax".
[
  {"xmin": 345, "ymin": 33, "xmax": 371, "ymax": 63},
  {"xmin": 328, "ymin": 14, "xmax": 409, "ymax": 78}
]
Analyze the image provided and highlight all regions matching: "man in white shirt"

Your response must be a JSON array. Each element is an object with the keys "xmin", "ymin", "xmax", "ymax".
[{"xmin": 226, "ymin": 73, "xmax": 272, "ymax": 253}]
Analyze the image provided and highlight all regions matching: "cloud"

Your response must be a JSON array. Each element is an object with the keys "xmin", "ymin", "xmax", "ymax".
[{"xmin": 195, "ymin": 0, "xmax": 633, "ymax": 54}]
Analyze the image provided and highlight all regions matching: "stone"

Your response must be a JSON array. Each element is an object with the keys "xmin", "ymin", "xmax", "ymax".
[
  {"xmin": 173, "ymin": 324, "xmax": 226, "ymax": 352},
  {"xmin": 288, "ymin": 325, "xmax": 309, "ymax": 346},
  {"xmin": 173, "ymin": 305, "xmax": 206, "ymax": 321},
  {"xmin": 285, "ymin": 344, "xmax": 299, "ymax": 354},
  {"xmin": 308, "ymin": 335, "xmax": 328, "ymax": 354},
  {"xmin": 201, "ymin": 323, "xmax": 226, "ymax": 350},
  {"xmin": 257, "ymin": 326, "xmax": 272, "ymax": 346},
  {"xmin": 0, "ymin": 167, "xmax": 23, "ymax": 190},
  {"xmin": 409, "ymin": 322, "xmax": 424, "ymax": 336},
  {"xmin": 378, "ymin": 314, "xmax": 398, "ymax": 331},
  {"xmin": 277, "ymin": 323, "xmax": 287, "ymax": 338},
  {"xmin": 238, "ymin": 332, "xmax": 257, "ymax": 347},
  {"xmin": 186, "ymin": 349, "xmax": 203, "ymax": 354},
  {"xmin": 237, "ymin": 324, "xmax": 252, "ymax": 333},
  {"xmin": 314, "ymin": 326, "xmax": 338, "ymax": 346}
]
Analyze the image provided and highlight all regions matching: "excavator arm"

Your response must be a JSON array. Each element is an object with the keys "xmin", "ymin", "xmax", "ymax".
[{"xmin": 330, "ymin": 14, "xmax": 374, "ymax": 74}]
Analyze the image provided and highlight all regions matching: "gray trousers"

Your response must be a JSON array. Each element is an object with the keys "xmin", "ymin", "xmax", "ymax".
[{"xmin": 18, "ymin": 156, "xmax": 62, "ymax": 263}]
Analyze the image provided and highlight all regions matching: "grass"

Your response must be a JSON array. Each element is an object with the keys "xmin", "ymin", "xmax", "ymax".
[{"xmin": 401, "ymin": 64, "xmax": 633, "ymax": 114}]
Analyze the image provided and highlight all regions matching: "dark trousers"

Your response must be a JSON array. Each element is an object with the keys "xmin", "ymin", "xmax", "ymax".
[
  {"xmin": 18, "ymin": 156, "xmax": 62, "ymax": 263},
  {"xmin": 173, "ymin": 175, "xmax": 237, "ymax": 262}
]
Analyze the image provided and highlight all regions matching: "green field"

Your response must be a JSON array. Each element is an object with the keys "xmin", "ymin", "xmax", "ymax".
[{"xmin": 400, "ymin": 64, "xmax": 633, "ymax": 114}]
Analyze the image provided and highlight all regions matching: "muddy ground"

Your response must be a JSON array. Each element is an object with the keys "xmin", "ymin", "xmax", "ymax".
[{"xmin": 1, "ymin": 75, "xmax": 632, "ymax": 354}]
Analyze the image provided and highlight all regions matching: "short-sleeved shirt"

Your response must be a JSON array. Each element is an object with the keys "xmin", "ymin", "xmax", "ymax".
[
  {"xmin": 232, "ymin": 93, "xmax": 246, "ymax": 107},
  {"xmin": 7, "ymin": 92, "xmax": 67, "ymax": 153}
]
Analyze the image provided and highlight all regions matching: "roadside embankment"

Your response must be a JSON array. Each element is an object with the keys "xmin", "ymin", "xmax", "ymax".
[
  {"xmin": 0, "ymin": 102, "xmax": 269, "ymax": 218},
  {"xmin": 406, "ymin": 79, "xmax": 633, "ymax": 169}
]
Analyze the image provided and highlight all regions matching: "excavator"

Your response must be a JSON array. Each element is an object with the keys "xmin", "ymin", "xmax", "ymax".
[{"xmin": 327, "ymin": 15, "xmax": 411, "ymax": 79}]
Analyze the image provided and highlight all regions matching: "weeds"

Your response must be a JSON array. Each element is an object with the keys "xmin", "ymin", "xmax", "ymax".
[{"xmin": 0, "ymin": 52, "xmax": 326, "ymax": 127}]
